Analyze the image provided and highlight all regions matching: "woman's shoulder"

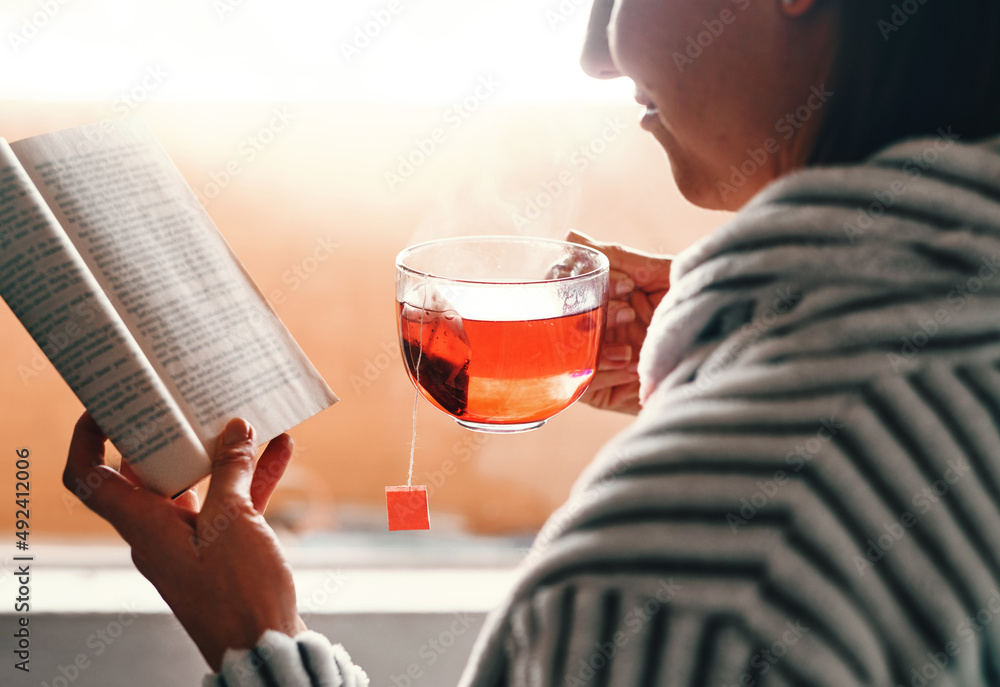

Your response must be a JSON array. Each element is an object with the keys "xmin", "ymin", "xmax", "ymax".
[{"xmin": 637, "ymin": 129, "xmax": 1000, "ymax": 409}]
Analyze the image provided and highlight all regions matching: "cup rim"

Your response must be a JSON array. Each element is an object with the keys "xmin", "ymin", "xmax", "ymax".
[{"xmin": 395, "ymin": 235, "xmax": 610, "ymax": 285}]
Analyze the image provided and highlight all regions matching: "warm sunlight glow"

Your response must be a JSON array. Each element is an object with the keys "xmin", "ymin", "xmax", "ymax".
[{"xmin": 1, "ymin": 0, "xmax": 634, "ymax": 103}]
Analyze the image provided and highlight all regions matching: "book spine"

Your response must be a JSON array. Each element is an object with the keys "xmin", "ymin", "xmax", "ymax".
[{"xmin": 0, "ymin": 141, "xmax": 210, "ymax": 496}]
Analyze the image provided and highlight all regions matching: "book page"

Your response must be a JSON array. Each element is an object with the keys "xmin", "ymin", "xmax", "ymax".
[
  {"xmin": 0, "ymin": 141, "xmax": 210, "ymax": 496},
  {"xmin": 10, "ymin": 119, "xmax": 337, "ymax": 458}
]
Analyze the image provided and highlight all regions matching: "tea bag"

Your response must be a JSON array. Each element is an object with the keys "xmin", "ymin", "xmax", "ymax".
[
  {"xmin": 386, "ymin": 485, "xmax": 430, "ymax": 531},
  {"xmin": 399, "ymin": 282, "xmax": 472, "ymax": 416},
  {"xmin": 388, "ymin": 282, "xmax": 470, "ymax": 532}
]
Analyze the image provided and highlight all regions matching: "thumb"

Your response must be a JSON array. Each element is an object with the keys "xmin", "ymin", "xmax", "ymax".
[
  {"xmin": 566, "ymin": 230, "xmax": 672, "ymax": 290},
  {"xmin": 203, "ymin": 418, "xmax": 256, "ymax": 515}
]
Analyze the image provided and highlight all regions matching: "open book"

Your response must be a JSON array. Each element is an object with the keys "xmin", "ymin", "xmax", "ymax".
[{"xmin": 0, "ymin": 118, "xmax": 337, "ymax": 497}]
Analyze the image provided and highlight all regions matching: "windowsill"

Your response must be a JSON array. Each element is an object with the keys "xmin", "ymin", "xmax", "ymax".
[
  {"xmin": 1, "ymin": 540, "xmax": 512, "ymax": 686},
  {"xmin": 2, "ymin": 538, "xmax": 525, "ymax": 614}
]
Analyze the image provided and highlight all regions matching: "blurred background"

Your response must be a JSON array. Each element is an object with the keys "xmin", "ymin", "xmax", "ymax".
[
  {"xmin": 0, "ymin": 1, "xmax": 729, "ymax": 682},
  {"xmin": 1, "ymin": 0, "xmax": 729, "ymax": 542}
]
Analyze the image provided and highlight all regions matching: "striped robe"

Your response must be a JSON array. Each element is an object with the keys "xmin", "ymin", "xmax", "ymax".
[{"xmin": 458, "ymin": 130, "xmax": 1000, "ymax": 687}]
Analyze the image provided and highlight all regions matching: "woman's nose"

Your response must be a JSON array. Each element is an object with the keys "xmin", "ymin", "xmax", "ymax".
[{"xmin": 580, "ymin": 0, "xmax": 620, "ymax": 79}]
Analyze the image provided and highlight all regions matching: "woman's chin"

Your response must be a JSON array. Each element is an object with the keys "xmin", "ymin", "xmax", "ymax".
[
  {"xmin": 650, "ymin": 128, "xmax": 758, "ymax": 212},
  {"xmin": 660, "ymin": 146, "xmax": 740, "ymax": 212}
]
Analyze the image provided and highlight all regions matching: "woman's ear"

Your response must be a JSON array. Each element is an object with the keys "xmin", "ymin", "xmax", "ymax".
[{"xmin": 779, "ymin": 0, "xmax": 821, "ymax": 18}]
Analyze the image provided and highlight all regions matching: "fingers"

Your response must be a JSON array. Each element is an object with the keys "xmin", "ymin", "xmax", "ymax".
[
  {"xmin": 598, "ymin": 343, "xmax": 633, "ymax": 370},
  {"xmin": 250, "ymin": 434, "xmax": 294, "ymax": 514},
  {"xmin": 610, "ymin": 269, "xmax": 637, "ymax": 298},
  {"xmin": 173, "ymin": 487, "xmax": 201, "ymax": 513},
  {"xmin": 119, "ymin": 459, "xmax": 140, "ymax": 485},
  {"xmin": 630, "ymin": 289, "xmax": 656, "ymax": 326},
  {"xmin": 588, "ymin": 364, "xmax": 639, "ymax": 391},
  {"xmin": 649, "ymin": 288, "xmax": 668, "ymax": 310},
  {"xmin": 63, "ymin": 412, "xmax": 152, "ymax": 540},
  {"xmin": 64, "ymin": 412, "xmax": 107, "ymax": 478},
  {"xmin": 581, "ymin": 381, "xmax": 641, "ymax": 415},
  {"xmin": 605, "ymin": 384, "xmax": 641, "ymax": 413},
  {"xmin": 606, "ymin": 300, "xmax": 636, "ymax": 329},
  {"xmin": 203, "ymin": 419, "xmax": 257, "ymax": 516},
  {"xmin": 566, "ymin": 230, "xmax": 672, "ymax": 290}
]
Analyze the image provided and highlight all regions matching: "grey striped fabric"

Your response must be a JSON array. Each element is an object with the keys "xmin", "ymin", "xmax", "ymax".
[
  {"xmin": 204, "ymin": 630, "xmax": 370, "ymax": 687},
  {"xmin": 457, "ymin": 131, "xmax": 1000, "ymax": 687}
]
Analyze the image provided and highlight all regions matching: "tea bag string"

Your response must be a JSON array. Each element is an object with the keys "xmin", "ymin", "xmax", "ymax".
[{"xmin": 407, "ymin": 275, "xmax": 429, "ymax": 487}]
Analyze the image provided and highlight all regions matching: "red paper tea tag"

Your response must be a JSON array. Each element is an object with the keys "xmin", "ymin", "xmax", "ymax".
[{"xmin": 386, "ymin": 485, "xmax": 431, "ymax": 531}]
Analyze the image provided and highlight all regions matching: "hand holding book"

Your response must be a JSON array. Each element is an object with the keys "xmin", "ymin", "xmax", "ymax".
[{"xmin": 64, "ymin": 413, "xmax": 306, "ymax": 672}]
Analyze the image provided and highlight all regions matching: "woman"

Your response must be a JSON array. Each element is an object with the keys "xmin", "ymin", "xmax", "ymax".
[{"xmin": 64, "ymin": 0, "xmax": 1000, "ymax": 685}]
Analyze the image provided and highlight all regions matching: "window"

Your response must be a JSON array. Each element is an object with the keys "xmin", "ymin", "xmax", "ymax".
[{"xmin": 1, "ymin": 0, "xmax": 725, "ymax": 548}]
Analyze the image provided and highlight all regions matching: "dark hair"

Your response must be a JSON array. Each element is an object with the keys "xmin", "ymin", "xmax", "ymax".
[{"xmin": 809, "ymin": 1, "xmax": 1000, "ymax": 165}]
